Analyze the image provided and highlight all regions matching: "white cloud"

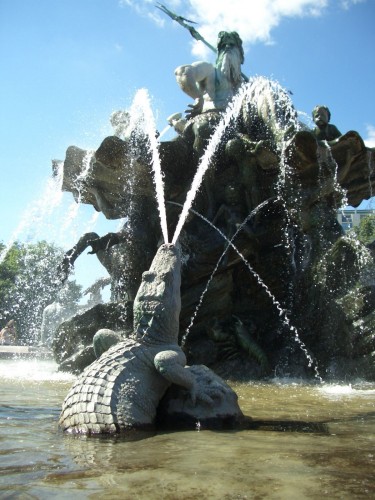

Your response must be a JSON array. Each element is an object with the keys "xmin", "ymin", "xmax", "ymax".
[
  {"xmin": 188, "ymin": 0, "xmax": 330, "ymax": 58},
  {"xmin": 340, "ymin": 0, "xmax": 365, "ymax": 10},
  {"xmin": 121, "ymin": 0, "xmax": 329, "ymax": 58},
  {"xmin": 118, "ymin": 0, "xmax": 184, "ymax": 22},
  {"xmin": 120, "ymin": 0, "xmax": 368, "ymax": 58},
  {"xmin": 119, "ymin": 0, "xmax": 166, "ymax": 26},
  {"xmin": 364, "ymin": 125, "xmax": 375, "ymax": 148}
]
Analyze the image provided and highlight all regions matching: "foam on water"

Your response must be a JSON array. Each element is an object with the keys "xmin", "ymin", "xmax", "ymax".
[
  {"xmin": 319, "ymin": 383, "xmax": 375, "ymax": 398},
  {"xmin": 0, "ymin": 359, "xmax": 75, "ymax": 383}
]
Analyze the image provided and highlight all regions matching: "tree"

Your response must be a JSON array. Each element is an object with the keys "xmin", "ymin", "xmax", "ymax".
[
  {"xmin": 0, "ymin": 240, "xmax": 82, "ymax": 344},
  {"xmin": 354, "ymin": 215, "xmax": 375, "ymax": 245},
  {"xmin": 0, "ymin": 242, "xmax": 22, "ymax": 304}
]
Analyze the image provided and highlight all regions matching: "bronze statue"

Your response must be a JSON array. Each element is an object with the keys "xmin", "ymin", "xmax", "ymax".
[
  {"xmin": 312, "ymin": 105, "xmax": 341, "ymax": 141},
  {"xmin": 175, "ymin": 31, "xmax": 245, "ymax": 118},
  {"xmin": 55, "ymin": 18, "xmax": 375, "ymax": 381}
]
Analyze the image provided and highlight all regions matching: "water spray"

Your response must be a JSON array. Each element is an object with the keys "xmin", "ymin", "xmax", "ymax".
[
  {"xmin": 171, "ymin": 82, "xmax": 250, "ymax": 244},
  {"xmin": 128, "ymin": 89, "xmax": 169, "ymax": 244},
  {"xmin": 169, "ymin": 200, "xmax": 323, "ymax": 382}
]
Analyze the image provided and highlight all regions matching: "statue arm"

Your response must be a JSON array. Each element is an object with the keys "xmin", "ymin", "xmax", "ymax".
[
  {"xmin": 154, "ymin": 350, "xmax": 224, "ymax": 405},
  {"xmin": 175, "ymin": 61, "xmax": 214, "ymax": 98},
  {"xmin": 87, "ymin": 232, "xmax": 121, "ymax": 254},
  {"xmin": 175, "ymin": 61, "xmax": 215, "ymax": 117},
  {"xmin": 154, "ymin": 349, "xmax": 193, "ymax": 387},
  {"xmin": 329, "ymin": 124, "xmax": 342, "ymax": 140},
  {"xmin": 57, "ymin": 232, "xmax": 100, "ymax": 282}
]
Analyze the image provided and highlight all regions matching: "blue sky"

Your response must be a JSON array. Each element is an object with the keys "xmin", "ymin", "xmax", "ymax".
[{"xmin": 1, "ymin": 0, "xmax": 374, "ymax": 293}]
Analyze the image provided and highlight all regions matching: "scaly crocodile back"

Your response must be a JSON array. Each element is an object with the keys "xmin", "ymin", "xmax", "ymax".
[
  {"xmin": 59, "ymin": 338, "xmax": 172, "ymax": 434},
  {"xmin": 59, "ymin": 244, "xmax": 183, "ymax": 434}
]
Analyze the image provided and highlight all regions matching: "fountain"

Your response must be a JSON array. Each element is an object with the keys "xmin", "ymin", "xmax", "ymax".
[
  {"xmin": 1, "ymin": 11, "xmax": 375, "ymax": 495},
  {"xmin": 53, "ymin": 24, "xmax": 375, "ymax": 398}
]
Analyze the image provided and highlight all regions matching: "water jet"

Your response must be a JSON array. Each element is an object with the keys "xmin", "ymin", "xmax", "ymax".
[{"xmin": 54, "ymin": 30, "xmax": 375, "ymax": 385}]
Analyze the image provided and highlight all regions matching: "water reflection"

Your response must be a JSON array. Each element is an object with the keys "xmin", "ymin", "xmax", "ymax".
[{"xmin": 0, "ymin": 360, "xmax": 374, "ymax": 498}]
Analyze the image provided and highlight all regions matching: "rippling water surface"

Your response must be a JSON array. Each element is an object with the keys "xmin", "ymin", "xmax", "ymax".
[{"xmin": 0, "ymin": 359, "xmax": 374, "ymax": 499}]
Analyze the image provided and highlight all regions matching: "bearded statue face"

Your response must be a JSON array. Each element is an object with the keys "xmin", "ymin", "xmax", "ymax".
[
  {"xmin": 215, "ymin": 31, "xmax": 244, "ymax": 88},
  {"xmin": 216, "ymin": 45, "xmax": 243, "ymax": 88}
]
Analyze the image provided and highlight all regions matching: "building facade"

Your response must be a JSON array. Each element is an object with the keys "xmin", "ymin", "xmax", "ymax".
[{"xmin": 337, "ymin": 208, "xmax": 375, "ymax": 232}]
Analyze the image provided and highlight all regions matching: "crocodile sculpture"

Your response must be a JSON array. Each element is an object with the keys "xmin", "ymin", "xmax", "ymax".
[{"xmin": 59, "ymin": 243, "xmax": 227, "ymax": 434}]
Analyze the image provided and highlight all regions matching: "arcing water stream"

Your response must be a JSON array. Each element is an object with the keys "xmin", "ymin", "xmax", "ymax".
[
  {"xmin": 127, "ymin": 88, "xmax": 169, "ymax": 244},
  {"xmin": 169, "ymin": 200, "xmax": 322, "ymax": 382},
  {"xmin": 171, "ymin": 82, "xmax": 251, "ymax": 244}
]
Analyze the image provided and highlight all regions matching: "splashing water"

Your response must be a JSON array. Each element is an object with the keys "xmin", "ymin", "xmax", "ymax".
[
  {"xmin": 321, "ymin": 141, "xmax": 348, "ymax": 209},
  {"xmin": 170, "ymin": 76, "xmax": 300, "ymax": 247},
  {"xmin": 171, "ymin": 83, "xmax": 251, "ymax": 245},
  {"xmin": 82, "ymin": 210, "xmax": 100, "ymax": 234},
  {"xmin": 249, "ymin": 77, "xmax": 302, "ymax": 319},
  {"xmin": 158, "ymin": 124, "xmax": 173, "ymax": 141},
  {"xmin": 60, "ymin": 150, "xmax": 95, "ymax": 233},
  {"xmin": 0, "ymin": 162, "xmax": 65, "ymax": 265},
  {"xmin": 169, "ymin": 201, "xmax": 322, "ymax": 382},
  {"xmin": 296, "ymin": 110, "xmax": 314, "ymax": 130},
  {"xmin": 166, "ymin": 77, "xmax": 322, "ymax": 378},
  {"xmin": 245, "ymin": 76, "xmax": 299, "ymax": 145},
  {"xmin": 0, "ymin": 359, "xmax": 74, "ymax": 383},
  {"xmin": 127, "ymin": 88, "xmax": 169, "ymax": 244},
  {"xmin": 76, "ymin": 150, "xmax": 95, "ymax": 198}
]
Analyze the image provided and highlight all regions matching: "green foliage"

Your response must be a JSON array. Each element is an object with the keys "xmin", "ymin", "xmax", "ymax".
[
  {"xmin": 0, "ymin": 242, "xmax": 21, "ymax": 304},
  {"xmin": 0, "ymin": 240, "xmax": 82, "ymax": 343},
  {"xmin": 354, "ymin": 215, "xmax": 375, "ymax": 244}
]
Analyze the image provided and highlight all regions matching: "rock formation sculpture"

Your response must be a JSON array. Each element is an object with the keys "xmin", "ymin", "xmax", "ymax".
[{"xmin": 54, "ymin": 31, "xmax": 375, "ymax": 382}]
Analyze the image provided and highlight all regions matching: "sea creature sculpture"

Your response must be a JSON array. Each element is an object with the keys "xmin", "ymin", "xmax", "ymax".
[
  {"xmin": 57, "ymin": 19, "xmax": 375, "ymax": 380},
  {"xmin": 59, "ymin": 244, "xmax": 228, "ymax": 434},
  {"xmin": 207, "ymin": 316, "xmax": 269, "ymax": 372}
]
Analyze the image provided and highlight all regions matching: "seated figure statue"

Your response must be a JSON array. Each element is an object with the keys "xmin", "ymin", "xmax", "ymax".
[
  {"xmin": 312, "ymin": 105, "xmax": 341, "ymax": 141},
  {"xmin": 175, "ymin": 31, "xmax": 245, "ymax": 118}
]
